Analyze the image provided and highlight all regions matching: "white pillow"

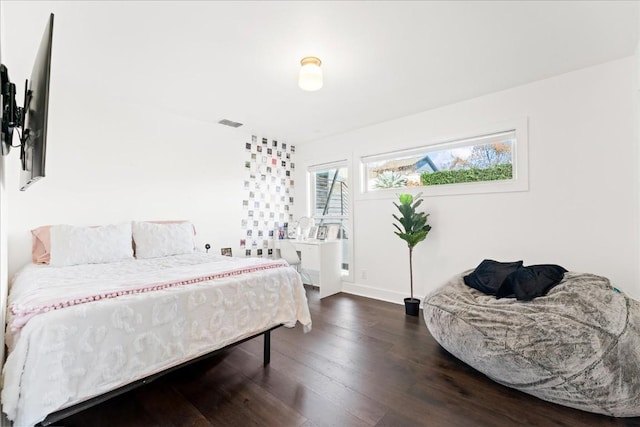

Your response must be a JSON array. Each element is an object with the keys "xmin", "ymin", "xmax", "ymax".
[
  {"xmin": 49, "ymin": 223, "xmax": 134, "ymax": 267},
  {"xmin": 132, "ymin": 221, "xmax": 195, "ymax": 259}
]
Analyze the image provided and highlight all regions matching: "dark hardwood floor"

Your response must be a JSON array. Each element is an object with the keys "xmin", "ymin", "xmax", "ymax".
[{"xmin": 60, "ymin": 287, "xmax": 640, "ymax": 427}]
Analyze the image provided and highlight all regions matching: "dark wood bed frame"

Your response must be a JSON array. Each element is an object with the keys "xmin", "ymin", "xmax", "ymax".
[{"xmin": 36, "ymin": 324, "xmax": 283, "ymax": 426}]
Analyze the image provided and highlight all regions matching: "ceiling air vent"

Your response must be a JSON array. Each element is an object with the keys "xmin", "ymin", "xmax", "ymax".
[{"xmin": 218, "ymin": 119, "xmax": 243, "ymax": 128}]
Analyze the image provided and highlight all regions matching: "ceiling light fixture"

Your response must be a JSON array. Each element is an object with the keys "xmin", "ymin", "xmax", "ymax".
[{"xmin": 298, "ymin": 56, "xmax": 323, "ymax": 91}]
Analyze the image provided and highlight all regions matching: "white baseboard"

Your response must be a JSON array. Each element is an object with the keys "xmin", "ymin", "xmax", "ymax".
[{"xmin": 340, "ymin": 281, "xmax": 424, "ymax": 307}]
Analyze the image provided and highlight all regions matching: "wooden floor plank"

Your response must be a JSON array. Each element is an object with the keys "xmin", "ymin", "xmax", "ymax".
[
  {"xmin": 60, "ymin": 391, "xmax": 162, "ymax": 427},
  {"xmin": 134, "ymin": 382, "xmax": 213, "ymax": 427},
  {"xmin": 228, "ymin": 343, "xmax": 387, "ymax": 425},
  {"xmin": 60, "ymin": 287, "xmax": 640, "ymax": 427},
  {"xmin": 219, "ymin": 349, "xmax": 373, "ymax": 427}
]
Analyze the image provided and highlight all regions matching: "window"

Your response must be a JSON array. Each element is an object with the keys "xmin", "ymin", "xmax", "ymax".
[
  {"xmin": 309, "ymin": 162, "xmax": 351, "ymax": 276},
  {"xmin": 362, "ymin": 129, "xmax": 525, "ymax": 196}
]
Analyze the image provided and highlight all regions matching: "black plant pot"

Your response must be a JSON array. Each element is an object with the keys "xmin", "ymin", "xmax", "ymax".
[{"xmin": 404, "ymin": 298, "xmax": 420, "ymax": 316}]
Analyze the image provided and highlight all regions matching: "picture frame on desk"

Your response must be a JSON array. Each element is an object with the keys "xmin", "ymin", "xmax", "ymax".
[
  {"xmin": 221, "ymin": 247, "xmax": 233, "ymax": 257},
  {"xmin": 317, "ymin": 225, "xmax": 327, "ymax": 240},
  {"xmin": 327, "ymin": 224, "xmax": 340, "ymax": 240},
  {"xmin": 308, "ymin": 226, "xmax": 318, "ymax": 240}
]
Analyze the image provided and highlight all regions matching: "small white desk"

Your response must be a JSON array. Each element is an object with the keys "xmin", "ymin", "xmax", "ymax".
[{"xmin": 289, "ymin": 239, "xmax": 341, "ymax": 299}]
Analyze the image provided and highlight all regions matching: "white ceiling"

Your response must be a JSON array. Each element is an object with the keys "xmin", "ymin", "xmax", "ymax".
[{"xmin": 1, "ymin": 1, "xmax": 638, "ymax": 144}]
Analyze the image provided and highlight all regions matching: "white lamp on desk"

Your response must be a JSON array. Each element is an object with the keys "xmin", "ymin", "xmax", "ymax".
[{"xmin": 293, "ymin": 216, "xmax": 313, "ymax": 240}]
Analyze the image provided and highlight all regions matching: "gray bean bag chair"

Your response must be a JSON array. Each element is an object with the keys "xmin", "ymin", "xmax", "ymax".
[{"xmin": 423, "ymin": 271, "xmax": 640, "ymax": 417}]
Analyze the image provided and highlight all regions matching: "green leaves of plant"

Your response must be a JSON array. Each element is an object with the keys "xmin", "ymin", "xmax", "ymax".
[
  {"xmin": 393, "ymin": 192, "xmax": 431, "ymax": 249},
  {"xmin": 375, "ymin": 171, "xmax": 409, "ymax": 189},
  {"xmin": 420, "ymin": 164, "xmax": 512, "ymax": 186},
  {"xmin": 398, "ymin": 193, "xmax": 413, "ymax": 205}
]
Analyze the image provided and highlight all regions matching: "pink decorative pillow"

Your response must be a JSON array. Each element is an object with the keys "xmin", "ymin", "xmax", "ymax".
[{"xmin": 31, "ymin": 225, "xmax": 52, "ymax": 264}]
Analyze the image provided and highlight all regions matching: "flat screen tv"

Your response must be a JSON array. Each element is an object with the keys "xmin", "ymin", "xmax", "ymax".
[
  {"xmin": 0, "ymin": 13, "xmax": 54, "ymax": 191},
  {"xmin": 20, "ymin": 13, "xmax": 54, "ymax": 191}
]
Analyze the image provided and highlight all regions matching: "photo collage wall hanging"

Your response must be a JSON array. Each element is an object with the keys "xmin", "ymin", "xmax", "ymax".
[{"xmin": 241, "ymin": 135, "xmax": 295, "ymax": 257}]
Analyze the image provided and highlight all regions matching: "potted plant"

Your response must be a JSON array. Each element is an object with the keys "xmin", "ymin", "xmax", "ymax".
[{"xmin": 392, "ymin": 192, "xmax": 432, "ymax": 316}]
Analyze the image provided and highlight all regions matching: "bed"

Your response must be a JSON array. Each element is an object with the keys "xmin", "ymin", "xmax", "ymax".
[{"xmin": 1, "ymin": 222, "xmax": 312, "ymax": 426}]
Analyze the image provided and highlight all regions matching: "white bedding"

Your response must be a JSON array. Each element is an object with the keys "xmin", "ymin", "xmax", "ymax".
[{"xmin": 2, "ymin": 253, "xmax": 312, "ymax": 426}]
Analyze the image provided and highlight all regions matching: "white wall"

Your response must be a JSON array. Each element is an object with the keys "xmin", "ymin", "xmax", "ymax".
[
  {"xmin": 0, "ymin": 140, "xmax": 7, "ymax": 368},
  {"xmin": 0, "ymin": 3, "xmax": 267, "ymax": 278},
  {"xmin": 4, "ymin": 84, "xmax": 250, "ymax": 277},
  {"xmin": 295, "ymin": 57, "xmax": 639, "ymax": 302},
  {"xmin": 635, "ymin": 10, "xmax": 640, "ymax": 304}
]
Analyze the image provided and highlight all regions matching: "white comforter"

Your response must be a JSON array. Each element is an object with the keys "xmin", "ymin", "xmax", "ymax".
[{"xmin": 2, "ymin": 253, "xmax": 312, "ymax": 426}]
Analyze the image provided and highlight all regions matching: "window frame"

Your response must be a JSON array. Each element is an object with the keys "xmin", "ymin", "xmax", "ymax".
[
  {"xmin": 307, "ymin": 160, "xmax": 353, "ymax": 281},
  {"xmin": 358, "ymin": 118, "xmax": 528, "ymax": 199}
]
